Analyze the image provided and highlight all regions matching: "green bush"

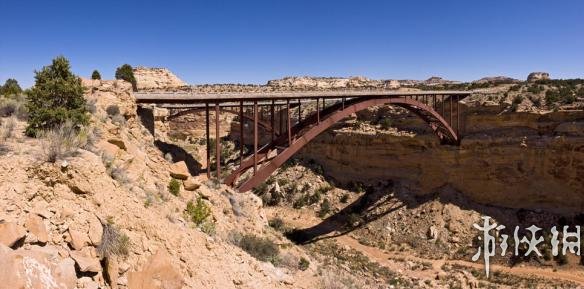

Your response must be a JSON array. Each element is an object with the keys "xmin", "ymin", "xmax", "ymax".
[
  {"xmin": 298, "ymin": 257, "xmax": 310, "ymax": 271},
  {"xmin": 0, "ymin": 79, "xmax": 22, "ymax": 96},
  {"xmin": 185, "ymin": 197, "xmax": 212, "ymax": 225},
  {"xmin": 268, "ymin": 217, "xmax": 285, "ymax": 232},
  {"xmin": 91, "ymin": 70, "xmax": 102, "ymax": 80},
  {"xmin": 25, "ymin": 56, "xmax": 88, "ymax": 137},
  {"xmin": 115, "ymin": 64, "xmax": 137, "ymax": 91},
  {"xmin": 318, "ymin": 199, "xmax": 331, "ymax": 218},
  {"xmin": 340, "ymin": 193, "xmax": 350, "ymax": 203},
  {"xmin": 379, "ymin": 117, "xmax": 392, "ymax": 130},
  {"xmin": 235, "ymin": 233, "xmax": 280, "ymax": 263},
  {"xmin": 168, "ymin": 178, "xmax": 181, "ymax": 196}
]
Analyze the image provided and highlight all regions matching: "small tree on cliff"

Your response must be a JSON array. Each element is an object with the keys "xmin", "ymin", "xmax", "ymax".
[
  {"xmin": 1, "ymin": 78, "xmax": 23, "ymax": 96},
  {"xmin": 91, "ymin": 70, "xmax": 102, "ymax": 80},
  {"xmin": 115, "ymin": 64, "xmax": 137, "ymax": 91},
  {"xmin": 25, "ymin": 56, "xmax": 88, "ymax": 137}
]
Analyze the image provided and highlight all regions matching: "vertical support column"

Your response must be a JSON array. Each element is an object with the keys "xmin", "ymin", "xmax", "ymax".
[
  {"xmin": 239, "ymin": 101, "xmax": 244, "ymax": 166},
  {"xmin": 449, "ymin": 95, "xmax": 453, "ymax": 125},
  {"xmin": 316, "ymin": 98, "xmax": 320, "ymax": 124},
  {"xmin": 441, "ymin": 95, "xmax": 445, "ymax": 117},
  {"xmin": 342, "ymin": 97, "xmax": 345, "ymax": 110},
  {"xmin": 253, "ymin": 101, "xmax": 258, "ymax": 174},
  {"xmin": 279, "ymin": 105, "xmax": 283, "ymax": 135},
  {"xmin": 433, "ymin": 95, "xmax": 437, "ymax": 111},
  {"xmin": 286, "ymin": 99, "xmax": 291, "ymax": 145},
  {"xmin": 298, "ymin": 99, "xmax": 302, "ymax": 123},
  {"xmin": 215, "ymin": 103, "xmax": 221, "ymax": 180},
  {"xmin": 205, "ymin": 103, "xmax": 210, "ymax": 178},
  {"xmin": 270, "ymin": 100, "xmax": 275, "ymax": 141},
  {"xmin": 456, "ymin": 95, "xmax": 460, "ymax": 136}
]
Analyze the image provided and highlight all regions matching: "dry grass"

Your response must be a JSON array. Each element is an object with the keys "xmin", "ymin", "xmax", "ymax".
[
  {"xmin": 40, "ymin": 121, "xmax": 91, "ymax": 162},
  {"xmin": 97, "ymin": 222, "xmax": 130, "ymax": 258}
]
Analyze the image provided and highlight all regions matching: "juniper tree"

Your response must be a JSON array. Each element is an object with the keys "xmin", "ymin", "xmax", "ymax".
[
  {"xmin": 25, "ymin": 56, "xmax": 88, "ymax": 137},
  {"xmin": 91, "ymin": 70, "xmax": 102, "ymax": 80},
  {"xmin": 1, "ymin": 78, "xmax": 22, "ymax": 96},
  {"xmin": 115, "ymin": 64, "xmax": 137, "ymax": 91}
]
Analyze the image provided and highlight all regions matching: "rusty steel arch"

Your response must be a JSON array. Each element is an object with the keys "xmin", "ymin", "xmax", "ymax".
[{"xmin": 225, "ymin": 96, "xmax": 460, "ymax": 192}]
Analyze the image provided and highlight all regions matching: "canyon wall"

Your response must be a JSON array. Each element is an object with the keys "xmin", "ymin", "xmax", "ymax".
[{"xmin": 298, "ymin": 108, "xmax": 584, "ymax": 214}]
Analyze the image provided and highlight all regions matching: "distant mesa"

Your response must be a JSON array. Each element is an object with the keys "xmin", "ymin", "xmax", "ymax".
[
  {"xmin": 133, "ymin": 67, "xmax": 187, "ymax": 90},
  {"xmin": 472, "ymin": 76, "xmax": 521, "ymax": 84},
  {"xmin": 527, "ymin": 72, "xmax": 550, "ymax": 82}
]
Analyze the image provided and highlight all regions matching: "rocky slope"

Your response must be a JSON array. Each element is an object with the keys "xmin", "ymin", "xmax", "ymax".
[{"xmin": 0, "ymin": 79, "xmax": 323, "ymax": 289}]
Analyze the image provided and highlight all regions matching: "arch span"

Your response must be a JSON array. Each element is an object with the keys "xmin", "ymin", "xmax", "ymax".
[{"xmin": 225, "ymin": 96, "xmax": 460, "ymax": 192}]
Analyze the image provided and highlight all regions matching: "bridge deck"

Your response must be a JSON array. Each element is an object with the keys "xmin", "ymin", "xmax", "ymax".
[{"xmin": 135, "ymin": 90, "xmax": 471, "ymax": 104}]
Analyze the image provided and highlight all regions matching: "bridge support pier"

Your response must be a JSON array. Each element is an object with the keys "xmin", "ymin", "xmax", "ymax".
[{"xmin": 215, "ymin": 103, "xmax": 221, "ymax": 180}]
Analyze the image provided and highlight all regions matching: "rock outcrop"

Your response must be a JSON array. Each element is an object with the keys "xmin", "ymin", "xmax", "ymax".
[
  {"xmin": 527, "ymin": 72, "xmax": 550, "ymax": 82},
  {"xmin": 133, "ymin": 67, "xmax": 187, "ymax": 90},
  {"xmin": 299, "ymin": 107, "xmax": 584, "ymax": 214}
]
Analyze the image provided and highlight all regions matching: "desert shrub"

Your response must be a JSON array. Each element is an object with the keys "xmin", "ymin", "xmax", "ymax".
[
  {"xmin": 340, "ymin": 193, "xmax": 350, "ymax": 203},
  {"xmin": 199, "ymin": 220, "xmax": 216, "ymax": 235},
  {"xmin": 0, "ymin": 98, "xmax": 17, "ymax": 117},
  {"xmin": 115, "ymin": 64, "xmax": 137, "ymax": 91},
  {"xmin": 268, "ymin": 217, "xmax": 285, "ymax": 232},
  {"xmin": 379, "ymin": 117, "xmax": 392, "ymax": 130},
  {"xmin": 510, "ymin": 95, "xmax": 523, "ymax": 112},
  {"xmin": 106, "ymin": 104, "xmax": 120, "ymax": 116},
  {"xmin": 91, "ymin": 70, "xmax": 101, "ymax": 80},
  {"xmin": 346, "ymin": 213, "xmax": 363, "ymax": 226},
  {"xmin": 545, "ymin": 90, "xmax": 559, "ymax": 106},
  {"xmin": 298, "ymin": 257, "xmax": 310, "ymax": 271},
  {"xmin": 318, "ymin": 199, "xmax": 331, "ymax": 218},
  {"xmin": 0, "ymin": 117, "xmax": 16, "ymax": 140},
  {"xmin": 168, "ymin": 178, "xmax": 181, "ymax": 196},
  {"xmin": 109, "ymin": 164, "xmax": 130, "ymax": 185},
  {"xmin": 234, "ymin": 233, "xmax": 280, "ymax": 263},
  {"xmin": 0, "ymin": 96, "xmax": 27, "ymax": 120},
  {"xmin": 85, "ymin": 99, "xmax": 97, "ymax": 114},
  {"xmin": 97, "ymin": 222, "xmax": 130, "ymax": 258},
  {"xmin": 528, "ymin": 95, "xmax": 542, "ymax": 108},
  {"xmin": 352, "ymin": 120, "xmax": 365, "ymax": 130},
  {"xmin": 0, "ymin": 78, "xmax": 22, "ymax": 96},
  {"xmin": 509, "ymin": 84, "xmax": 522, "ymax": 92},
  {"xmin": 185, "ymin": 197, "xmax": 212, "ymax": 225},
  {"xmin": 41, "ymin": 121, "xmax": 89, "ymax": 162},
  {"xmin": 26, "ymin": 56, "xmax": 88, "ymax": 137},
  {"xmin": 527, "ymin": 85, "xmax": 543, "ymax": 94}
]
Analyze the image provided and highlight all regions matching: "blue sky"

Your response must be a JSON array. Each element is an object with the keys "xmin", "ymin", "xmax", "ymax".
[{"xmin": 1, "ymin": 0, "xmax": 583, "ymax": 88}]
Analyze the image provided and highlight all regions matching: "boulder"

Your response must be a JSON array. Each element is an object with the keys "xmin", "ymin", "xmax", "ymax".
[
  {"xmin": 183, "ymin": 178, "xmax": 201, "ymax": 191},
  {"xmin": 0, "ymin": 222, "xmax": 26, "ymax": 247},
  {"xmin": 68, "ymin": 229, "xmax": 90, "ymax": 250},
  {"xmin": 527, "ymin": 72, "xmax": 550, "ymax": 82},
  {"xmin": 170, "ymin": 161, "xmax": 190, "ymax": 180},
  {"xmin": 128, "ymin": 250, "xmax": 183, "ymax": 289},
  {"xmin": 0, "ymin": 244, "xmax": 77, "ymax": 289},
  {"xmin": 70, "ymin": 250, "xmax": 102, "ymax": 273},
  {"xmin": 88, "ymin": 216, "xmax": 104, "ymax": 246},
  {"xmin": 25, "ymin": 214, "xmax": 49, "ymax": 244}
]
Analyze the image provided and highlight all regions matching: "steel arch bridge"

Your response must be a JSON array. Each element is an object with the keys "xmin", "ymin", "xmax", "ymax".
[{"xmin": 136, "ymin": 90, "xmax": 470, "ymax": 193}]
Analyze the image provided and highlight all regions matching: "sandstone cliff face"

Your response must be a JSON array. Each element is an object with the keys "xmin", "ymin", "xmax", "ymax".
[
  {"xmin": 298, "ymin": 108, "xmax": 584, "ymax": 214},
  {"xmin": 133, "ymin": 67, "xmax": 187, "ymax": 90}
]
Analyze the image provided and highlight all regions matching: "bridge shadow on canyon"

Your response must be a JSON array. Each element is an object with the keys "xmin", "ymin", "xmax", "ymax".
[{"xmin": 284, "ymin": 161, "xmax": 581, "ymax": 250}]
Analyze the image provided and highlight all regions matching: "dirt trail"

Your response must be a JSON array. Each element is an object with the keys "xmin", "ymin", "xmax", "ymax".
[{"xmin": 269, "ymin": 208, "xmax": 584, "ymax": 286}]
